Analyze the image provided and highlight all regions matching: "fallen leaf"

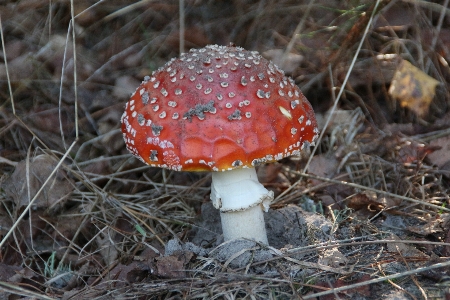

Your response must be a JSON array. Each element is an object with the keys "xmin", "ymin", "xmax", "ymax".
[
  {"xmin": 26, "ymin": 107, "xmax": 73, "ymax": 135},
  {"xmin": 53, "ymin": 204, "xmax": 92, "ymax": 246},
  {"xmin": 318, "ymin": 195, "xmax": 342, "ymax": 211},
  {"xmin": 257, "ymin": 163, "xmax": 283, "ymax": 184},
  {"xmin": 307, "ymin": 154, "xmax": 339, "ymax": 186},
  {"xmin": 156, "ymin": 253, "xmax": 192, "ymax": 278},
  {"xmin": 395, "ymin": 140, "xmax": 438, "ymax": 164},
  {"xmin": 347, "ymin": 191, "xmax": 383, "ymax": 210},
  {"xmin": 307, "ymin": 154, "xmax": 352, "ymax": 204},
  {"xmin": 0, "ymin": 53, "xmax": 37, "ymax": 81},
  {"xmin": 348, "ymin": 55, "xmax": 397, "ymax": 87},
  {"xmin": 387, "ymin": 234, "xmax": 429, "ymax": 258},
  {"xmin": 97, "ymin": 217, "xmax": 134, "ymax": 267},
  {"xmin": 98, "ymin": 110, "xmax": 126, "ymax": 154},
  {"xmin": 318, "ymin": 248, "xmax": 348, "ymax": 268},
  {"xmin": 315, "ymin": 108, "xmax": 365, "ymax": 135},
  {"xmin": 107, "ymin": 261, "xmax": 154, "ymax": 286},
  {"xmin": 428, "ymin": 135, "xmax": 450, "ymax": 167},
  {"xmin": 375, "ymin": 2, "xmax": 416, "ymax": 29},
  {"xmin": 389, "ymin": 59, "xmax": 440, "ymax": 117},
  {"xmin": 347, "ymin": 191, "xmax": 384, "ymax": 219},
  {"xmin": 3, "ymin": 154, "xmax": 74, "ymax": 215},
  {"xmin": 407, "ymin": 213, "xmax": 450, "ymax": 236},
  {"xmin": 0, "ymin": 263, "xmax": 22, "ymax": 281},
  {"xmin": 96, "ymin": 231, "xmax": 119, "ymax": 267},
  {"xmin": 0, "ymin": 39, "xmax": 27, "ymax": 61},
  {"xmin": 315, "ymin": 274, "xmax": 371, "ymax": 299}
]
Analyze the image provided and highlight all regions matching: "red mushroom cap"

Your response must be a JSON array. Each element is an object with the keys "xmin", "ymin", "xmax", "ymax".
[{"xmin": 121, "ymin": 45, "xmax": 318, "ymax": 172}]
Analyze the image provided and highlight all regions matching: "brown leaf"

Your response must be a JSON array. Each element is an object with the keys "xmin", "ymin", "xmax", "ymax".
[
  {"xmin": 375, "ymin": 2, "xmax": 416, "ymax": 29},
  {"xmin": 428, "ymin": 135, "xmax": 450, "ymax": 167},
  {"xmin": 156, "ymin": 255, "xmax": 186, "ymax": 278},
  {"xmin": 307, "ymin": 155, "xmax": 339, "ymax": 187},
  {"xmin": 318, "ymin": 195, "xmax": 342, "ymax": 211},
  {"xmin": 0, "ymin": 39, "xmax": 27, "ymax": 61},
  {"xmin": 395, "ymin": 140, "xmax": 438, "ymax": 164},
  {"xmin": 26, "ymin": 107, "xmax": 73, "ymax": 135},
  {"xmin": 73, "ymin": 1, "xmax": 100, "ymax": 27},
  {"xmin": 347, "ymin": 191, "xmax": 382, "ymax": 211},
  {"xmin": 347, "ymin": 55, "xmax": 397, "ymax": 87},
  {"xmin": 257, "ymin": 162, "xmax": 283, "ymax": 185},
  {"xmin": 347, "ymin": 192, "xmax": 384, "ymax": 219},
  {"xmin": 156, "ymin": 251, "xmax": 194, "ymax": 279},
  {"xmin": 20, "ymin": 213, "xmax": 48, "ymax": 247},
  {"xmin": 0, "ymin": 263, "xmax": 22, "ymax": 281},
  {"xmin": 387, "ymin": 234, "xmax": 429, "ymax": 258},
  {"xmin": 315, "ymin": 274, "xmax": 371, "ymax": 299},
  {"xmin": 318, "ymin": 249, "xmax": 348, "ymax": 268},
  {"xmin": 96, "ymin": 230, "xmax": 119, "ymax": 267},
  {"xmin": 3, "ymin": 154, "xmax": 74, "ymax": 215},
  {"xmin": 0, "ymin": 53, "xmax": 36, "ymax": 81},
  {"xmin": 389, "ymin": 60, "xmax": 440, "ymax": 117},
  {"xmin": 407, "ymin": 213, "xmax": 450, "ymax": 236},
  {"xmin": 107, "ymin": 261, "xmax": 154, "ymax": 286},
  {"xmin": 97, "ymin": 110, "xmax": 125, "ymax": 153}
]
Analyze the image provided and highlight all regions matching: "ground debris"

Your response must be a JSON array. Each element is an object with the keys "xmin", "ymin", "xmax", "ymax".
[{"xmin": 3, "ymin": 154, "xmax": 74, "ymax": 215}]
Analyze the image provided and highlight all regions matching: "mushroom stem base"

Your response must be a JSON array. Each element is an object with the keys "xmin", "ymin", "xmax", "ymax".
[
  {"xmin": 220, "ymin": 205, "xmax": 268, "ymax": 244},
  {"xmin": 210, "ymin": 168, "xmax": 273, "ymax": 244}
]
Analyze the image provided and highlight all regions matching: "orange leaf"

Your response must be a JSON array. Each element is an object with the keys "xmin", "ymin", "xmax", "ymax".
[{"xmin": 388, "ymin": 60, "xmax": 440, "ymax": 117}]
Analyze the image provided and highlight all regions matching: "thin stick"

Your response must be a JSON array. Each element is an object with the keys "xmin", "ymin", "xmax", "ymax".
[
  {"xmin": 58, "ymin": 28, "xmax": 72, "ymax": 149},
  {"xmin": 70, "ymin": 0, "xmax": 79, "ymax": 139},
  {"xmin": 0, "ymin": 15, "xmax": 15, "ymax": 115}
]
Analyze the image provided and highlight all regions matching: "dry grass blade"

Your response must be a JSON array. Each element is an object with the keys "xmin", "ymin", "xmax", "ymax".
[
  {"xmin": 295, "ymin": 171, "xmax": 450, "ymax": 212},
  {"xmin": 303, "ymin": 259, "xmax": 450, "ymax": 299},
  {"xmin": 0, "ymin": 281, "xmax": 55, "ymax": 299}
]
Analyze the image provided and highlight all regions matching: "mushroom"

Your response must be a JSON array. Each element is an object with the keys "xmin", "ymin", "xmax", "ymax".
[{"xmin": 121, "ymin": 45, "xmax": 318, "ymax": 244}]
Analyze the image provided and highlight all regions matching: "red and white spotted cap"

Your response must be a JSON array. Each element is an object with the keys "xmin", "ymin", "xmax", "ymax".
[{"xmin": 121, "ymin": 44, "xmax": 319, "ymax": 171}]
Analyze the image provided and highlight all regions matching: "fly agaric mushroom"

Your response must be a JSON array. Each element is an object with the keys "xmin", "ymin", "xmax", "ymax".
[{"xmin": 121, "ymin": 45, "xmax": 318, "ymax": 244}]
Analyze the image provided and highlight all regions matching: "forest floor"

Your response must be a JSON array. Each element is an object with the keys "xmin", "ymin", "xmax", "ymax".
[{"xmin": 1, "ymin": 0, "xmax": 450, "ymax": 299}]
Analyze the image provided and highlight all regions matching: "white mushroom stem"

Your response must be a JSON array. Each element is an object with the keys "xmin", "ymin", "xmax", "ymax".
[{"xmin": 210, "ymin": 168, "xmax": 273, "ymax": 244}]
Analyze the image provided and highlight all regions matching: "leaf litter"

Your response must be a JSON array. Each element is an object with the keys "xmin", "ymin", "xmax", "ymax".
[{"xmin": 0, "ymin": 0, "xmax": 450, "ymax": 299}]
